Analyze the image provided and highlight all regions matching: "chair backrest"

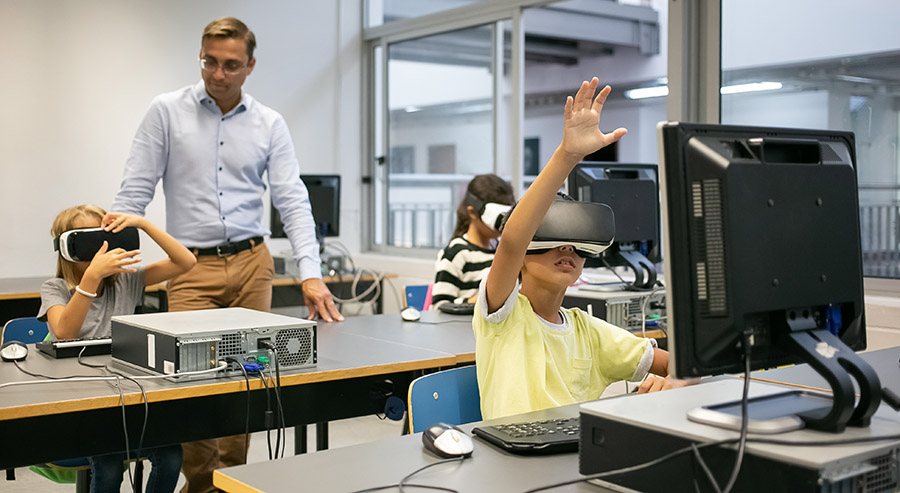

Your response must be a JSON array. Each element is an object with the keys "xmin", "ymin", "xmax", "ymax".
[
  {"xmin": 408, "ymin": 365, "xmax": 481, "ymax": 433},
  {"xmin": 405, "ymin": 284, "xmax": 433, "ymax": 311},
  {"xmin": 1, "ymin": 317, "xmax": 49, "ymax": 345}
]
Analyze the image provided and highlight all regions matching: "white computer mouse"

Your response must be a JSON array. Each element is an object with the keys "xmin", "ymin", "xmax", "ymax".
[
  {"xmin": 0, "ymin": 341, "xmax": 28, "ymax": 362},
  {"xmin": 422, "ymin": 422, "xmax": 474, "ymax": 458},
  {"xmin": 400, "ymin": 306, "xmax": 421, "ymax": 322}
]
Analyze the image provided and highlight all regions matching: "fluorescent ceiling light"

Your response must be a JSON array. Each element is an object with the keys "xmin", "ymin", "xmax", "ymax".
[
  {"xmin": 835, "ymin": 74, "xmax": 876, "ymax": 84},
  {"xmin": 404, "ymin": 106, "xmax": 422, "ymax": 113},
  {"xmin": 719, "ymin": 81, "xmax": 782, "ymax": 95},
  {"xmin": 625, "ymin": 86, "xmax": 669, "ymax": 99},
  {"xmin": 625, "ymin": 81, "xmax": 783, "ymax": 100}
]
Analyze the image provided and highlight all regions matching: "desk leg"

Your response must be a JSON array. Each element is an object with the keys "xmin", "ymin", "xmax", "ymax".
[
  {"xmin": 292, "ymin": 423, "xmax": 328, "ymax": 454},
  {"xmin": 294, "ymin": 426, "xmax": 307, "ymax": 454},
  {"xmin": 316, "ymin": 422, "xmax": 329, "ymax": 451},
  {"xmin": 376, "ymin": 280, "xmax": 384, "ymax": 314}
]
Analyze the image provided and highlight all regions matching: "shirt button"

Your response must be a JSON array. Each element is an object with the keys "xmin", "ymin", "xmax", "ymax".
[
  {"xmin": 219, "ymin": 167, "xmax": 223, "ymax": 171},
  {"xmin": 220, "ymin": 141, "xmax": 224, "ymax": 146},
  {"xmin": 221, "ymin": 118, "xmax": 225, "ymax": 121},
  {"xmin": 222, "ymin": 217, "xmax": 225, "ymax": 220},
  {"xmin": 219, "ymin": 192, "xmax": 223, "ymax": 196}
]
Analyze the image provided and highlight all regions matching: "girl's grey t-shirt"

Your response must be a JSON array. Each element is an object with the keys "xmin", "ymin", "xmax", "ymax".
[{"xmin": 37, "ymin": 267, "xmax": 146, "ymax": 340}]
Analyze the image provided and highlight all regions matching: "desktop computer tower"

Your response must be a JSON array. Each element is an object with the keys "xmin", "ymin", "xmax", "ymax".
[
  {"xmin": 564, "ymin": 288, "xmax": 666, "ymax": 345},
  {"xmin": 579, "ymin": 380, "xmax": 900, "ymax": 492},
  {"xmin": 111, "ymin": 307, "xmax": 316, "ymax": 380}
]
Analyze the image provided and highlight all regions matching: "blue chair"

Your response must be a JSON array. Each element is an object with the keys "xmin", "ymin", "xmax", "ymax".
[
  {"xmin": 407, "ymin": 365, "xmax": 481, "ymax": 433},
  {"xmin": 1, "ymin": 317, "xmax": 49, "ymax": 345},
  {"xmin": 0, "ymin": 318, "xmax": 142, "ymax": 490},
  {"xmin": 405, "ymin": 284, "xmax": 433, "ymax": 311}
]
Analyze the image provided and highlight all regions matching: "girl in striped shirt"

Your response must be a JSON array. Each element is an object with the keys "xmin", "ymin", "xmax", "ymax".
[{"xmin": 432, "ymin": 174, "xmax": 514, "ymax": 308}]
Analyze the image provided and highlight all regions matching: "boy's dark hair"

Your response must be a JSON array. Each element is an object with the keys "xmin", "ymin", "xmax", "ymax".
[
  {"xmin": 498, "ymin": 192, "xmax": 574, "ymax": 234},
  {"xmin": 452, "ymin": 174, "xmax": 514, "ymax": 239}
]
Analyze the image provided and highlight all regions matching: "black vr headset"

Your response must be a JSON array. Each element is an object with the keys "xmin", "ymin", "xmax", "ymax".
[
  {"xmin": 464, "ymin": 192, "xmax": 512, "ymax": 232},
  {"xmin": 525, "ymin": 200, "xmax": 615, "ymax": 258},
  {"xmin": 53, "ymin": 227, "xmax": 140, "ymax": 262}
]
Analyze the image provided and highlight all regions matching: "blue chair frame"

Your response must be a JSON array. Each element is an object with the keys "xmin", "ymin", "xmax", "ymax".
[
  {"xmin": 405, "ymin": 284, "xmax": 433, "ymax": 311},
  {"xmin": 1, "ymin": 317, "xmax": 49, "ymax": 345},
  {"xmin": 407, "ymin": 365, "xmax": 481, "ymax": 433}
]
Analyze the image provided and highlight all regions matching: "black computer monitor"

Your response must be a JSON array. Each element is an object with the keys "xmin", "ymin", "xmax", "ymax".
[
  {"xmin": 271, "ymin": 175, "xmax": 341, "ymax": 239},
  {"xmin": 567, "ymin": 162, "xmax": 660, "ymax": 290},
  {"xmin": 658, "ymin": 122, "xmax": 881, "ymax": 432}
]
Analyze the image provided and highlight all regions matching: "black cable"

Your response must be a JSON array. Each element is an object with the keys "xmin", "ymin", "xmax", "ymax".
[
  {"xmin": 398, "ymin": 457, "xmax": 466, "ymax": 493},
  {"xmin": 523, "ymin": 438, "xmax": 735, "ymax": 493},
  {"xmin": 271, "ymin": 355, "xmax": 287, "ymax": 459},
  {"xmin": 267, "ymin": 365, "xmax": 282, "ymax": 460},
  {"xmin": 78, "ymin": 348, "xmax": 150, "ymax": 493},
  {"xmin": 720, "ymin": 333, "xmax": 752, "ymax": 493},
  {"xmin": 259, "ymin": 341, "xmax": 288, "ymax": 459},
  {"xmin": 255, "ymin": 372, "xmax": 273, "ymax": 460},
  {"xmin": 349, "ymin": 457, "xmax": 465, "ymax": 493},
  {"xmin": 351, "ymin": 484, "xmax": 458, "ymax": 493},
  {"xmin": 224, "ymin": 357, "xmax": 252, "ymax": 457}
]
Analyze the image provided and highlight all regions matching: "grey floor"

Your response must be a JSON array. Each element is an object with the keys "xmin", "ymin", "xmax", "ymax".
[{"xmin": 4, "ymin": 415, "xmax": 406, "ymax": 492}]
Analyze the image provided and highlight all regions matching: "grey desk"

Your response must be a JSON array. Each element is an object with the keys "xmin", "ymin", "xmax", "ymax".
[
  {"xmin": 214, "ymin": 405, "xmax": 600, "ymax": 493},
  {"xmin": 0, "ymin": 314, "xmax": 467, "ymax": 469},
  {"xmin": 752, "ymin": 346, "xmax": 900, "ymax": 395},
  {"xmin": 214, "ymin": 347, "xmax": 900, "ymax": 493},
  {"xmin": 328, "ymin": 311, "xmax": 476, "ymax": 364}
]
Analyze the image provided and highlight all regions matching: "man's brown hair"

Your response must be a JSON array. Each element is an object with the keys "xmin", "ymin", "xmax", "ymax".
[{"xmin": 202, "ymin": 17, "xmax": 256, "ymax": 60}]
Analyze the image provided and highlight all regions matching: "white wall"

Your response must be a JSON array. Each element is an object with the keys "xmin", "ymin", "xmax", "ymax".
[{"xmin": 0, "ymin": 0, "xmax": 363, "ymax": 278}]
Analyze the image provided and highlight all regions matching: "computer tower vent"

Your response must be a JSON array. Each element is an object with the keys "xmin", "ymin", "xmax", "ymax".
[
  {"xmin": 857, "ymin": 447, "xmax": 899, "ymax": 492},
  {"xmin": 218, "ymin": 332, "xmax": 243, "ymax": 358},
  {"xmin": 693, "ymin": 179, "xmax": 728, "ymax": 316},
  {"xmin": 275, "ymin": 327, "xmax": 315, "ymax": 367}
]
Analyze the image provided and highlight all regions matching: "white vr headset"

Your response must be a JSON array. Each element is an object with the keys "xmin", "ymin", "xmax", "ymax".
[
  {"xmin": 53, "ymin": 227, "xmax": 140, "ymax": 262},
  {"xmin": 464, "ymin": 192, "xmax": 512, "ymax": 232},
  {"xmin": 524, "ymin": 200, "xmax": 615, "ymax": 258}
]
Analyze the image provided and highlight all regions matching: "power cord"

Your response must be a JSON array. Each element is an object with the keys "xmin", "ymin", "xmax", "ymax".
[
  {"xmin": 259, "ymin": 341, "xmax": 288, "ymax": 459},
  {"xmin": 224, "ymin": 357, "xmax": 253, "ymax": 457},
  {"xmin": 350, "ymin": 457, "xmax": 466, "ymax": 493}
]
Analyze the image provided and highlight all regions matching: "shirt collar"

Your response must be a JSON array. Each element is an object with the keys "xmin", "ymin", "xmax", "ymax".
[{"xmin": 193, "ymin": 80, "xmax": 250, "ymax": 117}]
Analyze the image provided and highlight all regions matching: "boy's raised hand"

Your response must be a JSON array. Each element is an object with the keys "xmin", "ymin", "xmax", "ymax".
[
  {"xmin": 561, "ymin": 78, "xmax": 627, "ymax": 159},
  {"xmin": 102, "ymin": 212, "xmax": 147, "ymax": 233}
]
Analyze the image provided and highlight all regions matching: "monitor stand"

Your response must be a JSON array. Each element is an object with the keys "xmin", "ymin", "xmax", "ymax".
[
  {"xmin": 616, "ymin": 250, "xmax": 657, "ymax": 290},
  {"xmin": 688, "ymin": 328, "xmax": 883, "ymax": 434}
]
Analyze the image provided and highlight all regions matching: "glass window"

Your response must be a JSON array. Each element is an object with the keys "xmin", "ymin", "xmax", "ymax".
[
  {"xmin": 366, "ymin": 0, "xmax": 667, "ymax": 253},
  {"xmin": 521, "ymin": 0, "xmax": 666, "ymax": 191},
  {"xmin": 721, "ymin": 0, "xmax": 900, "ymax": 278},
  {"xmin": 378, "ymin": 25, "xmax": 496, "ymax": 249}
]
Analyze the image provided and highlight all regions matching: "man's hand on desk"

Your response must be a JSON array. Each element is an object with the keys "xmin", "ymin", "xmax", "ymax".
[
  {"xmin": 302, "ymin": 278, "xmax": 344, "ymax": 322},
  {"xmin": 636, "ymin": 375, "xmax": 699, "ymax": 394}
]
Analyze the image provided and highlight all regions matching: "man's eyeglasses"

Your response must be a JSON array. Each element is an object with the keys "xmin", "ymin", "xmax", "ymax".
[{"xmin": 199, "ymin": 57, "xmax": 245, "ymax": 76}]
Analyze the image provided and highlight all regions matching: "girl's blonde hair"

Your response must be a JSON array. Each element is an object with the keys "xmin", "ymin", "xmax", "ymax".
[{"xmin": 51, "ymin": 204, "xmax": 116, "ymax": 291}]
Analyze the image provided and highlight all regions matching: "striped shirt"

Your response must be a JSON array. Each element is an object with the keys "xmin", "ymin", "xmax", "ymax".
[{"xmin": 431, "ymin": 235, "xmax": 496, "ymax": 307}]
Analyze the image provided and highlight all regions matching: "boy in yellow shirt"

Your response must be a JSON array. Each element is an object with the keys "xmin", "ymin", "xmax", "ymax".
[{"xmin": 474, "ymin": 78, "xmax": 687, "ymax": 419}]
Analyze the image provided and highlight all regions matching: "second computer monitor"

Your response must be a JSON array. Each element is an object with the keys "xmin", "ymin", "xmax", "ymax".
[
  {"xmin": 567, "ymin": 162, "xmax": 661, "ymax": 290},
  {"xmin": 271, "ymin": 174, "xmax": 341, "ymax": 239}
]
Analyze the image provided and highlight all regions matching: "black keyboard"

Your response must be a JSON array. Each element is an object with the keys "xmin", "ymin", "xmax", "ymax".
[
  {"xmin": 36, "ymin": 337, "xmax": 112, "ymax": 359},
  {"xmin": 437, "ymin": 302, "xmax": 475, "ymax": 315},
  {"xmin": 472, "ymin": 417, "xmax": 580, "ymax": 455}
]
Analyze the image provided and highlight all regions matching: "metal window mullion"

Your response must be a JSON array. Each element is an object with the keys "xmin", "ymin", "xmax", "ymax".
[
  {"xmin": 666, "ymin": 0, "xmax": 720, "ymax": 123},
  {"xmin": 380, "ymin": 39, "xmax": 390, "ymax": 249},
  {"xmin": 510, "ymin": 8, "xmax": 524, "ymax": 198}
]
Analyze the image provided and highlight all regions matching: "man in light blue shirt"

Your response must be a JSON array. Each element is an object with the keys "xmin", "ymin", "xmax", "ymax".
[{"xmin": 112, "ymin": 17, "xmax": 343, "ymax": 493}]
